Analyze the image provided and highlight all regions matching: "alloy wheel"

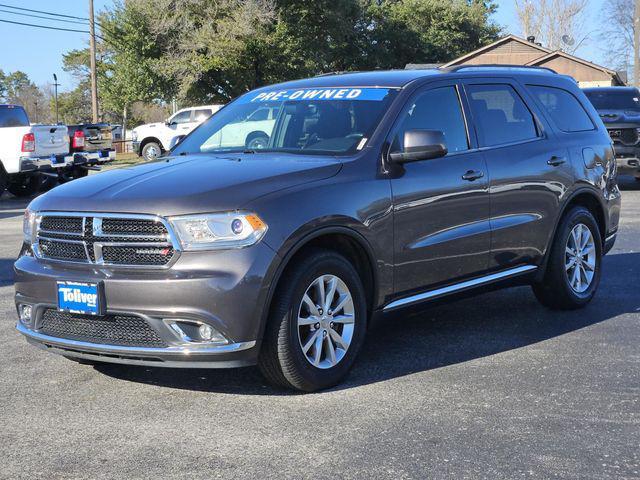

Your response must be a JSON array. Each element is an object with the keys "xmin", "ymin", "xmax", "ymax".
[
  {"xmin": 565, "ymin": 223, "xmax": 596, "ymax": 293},
  {"xmin": 297, "ymin": 274, "xmax": 355, "ymax": 369}
]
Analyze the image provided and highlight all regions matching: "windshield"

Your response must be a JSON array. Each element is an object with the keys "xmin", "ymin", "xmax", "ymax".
[
  {"xmin": 584, "ymin": 90, "xmax": 640, "ymax": 112},
  {"xmin": 172, "ymin": 87, "xmax": 398, "ymax": 156}
]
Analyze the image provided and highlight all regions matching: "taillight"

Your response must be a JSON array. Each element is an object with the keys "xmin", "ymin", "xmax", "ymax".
[
  {"xmin": 21, "ymin": 133, "xmax": 35, "ymax": 152},
  {"xmin": 73, "ymin": 130, "xmax": 85, "ymax": 149}
]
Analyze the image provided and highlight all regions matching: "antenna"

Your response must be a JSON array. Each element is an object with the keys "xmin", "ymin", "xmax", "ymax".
[{"xmin": 561, "ymin": 35, "xmax": 575, "ymax": 46}]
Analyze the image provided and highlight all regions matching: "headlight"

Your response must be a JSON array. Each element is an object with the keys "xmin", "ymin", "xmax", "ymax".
[
  {"xmin": 169, "ymin": 212, "xmax": 267, "ymax": 251},
  {"xmin": 131, "ymin": 130, "xmax": 138, "ymax": 141},
  {"xmin": 23, "ymin": 207, "xmax": 37, "ymax": 244}
]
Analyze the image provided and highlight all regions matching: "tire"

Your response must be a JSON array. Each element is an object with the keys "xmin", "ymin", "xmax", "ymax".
[
  {"xmin": 245, "ymin": 132, "xmax": 269, "ymax": 150},
  {"xmin": 58, "ymin": 166, "xmax": 88, "ymax": 184},
  {"xmin": 7, "ymin": 173, "xmax": 42, "ymax": 197},
  {"xmin": 532, "ymin": 206, "xmax": 602, "ymax": 310},
  {"xmin": 258, "ymin": 249, "xmax": 367, "ymax": 391},
  {"xmin": 0, "ymin": 167, "xmax": 7, "ymax": 195},
  {"xmin": 141, "ymin": 141, "xmax": 162, "ymax": 161}
]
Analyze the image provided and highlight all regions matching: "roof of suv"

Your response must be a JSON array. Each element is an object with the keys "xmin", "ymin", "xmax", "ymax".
[{"xmin": 262, "ymin": 66, "xmax": 565, "ymax": 91}]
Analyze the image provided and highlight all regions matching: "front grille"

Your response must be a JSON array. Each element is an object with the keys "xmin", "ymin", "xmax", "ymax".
[
  {"xmin": 39, "ymin": 309, "xmax": 167, "ymax": 348},
  {"xmin": 103, "ymin": 245, "xmax": 174, "ymax": 265},
  {"xmin": 609, "ymin": 128, "xmax": 639, "ymax": 146},
  {"xmin": 35, "ymin": 214, "xmax": 178, "ymax": 268},
  {"xmin": 39, "ymin": 216, "xmax": 83, "ymax": 234},
  {"xmin": 39, "ymin": 238, "xmax": 86, "ymax": 261}
]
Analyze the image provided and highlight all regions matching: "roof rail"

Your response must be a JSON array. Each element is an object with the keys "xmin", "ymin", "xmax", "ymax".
[{"xmin": 440, "ymin": 64, "xmax": 558, "ymax": 74}]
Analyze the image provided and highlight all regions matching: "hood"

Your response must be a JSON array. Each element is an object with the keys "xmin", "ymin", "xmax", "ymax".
[
  {"xmin": 597, "ymin": 109, "xmax": 640, "ymax": 125},
  {"xmin": 31, "ymin": 153, "xmax": 342, "ymax": 216}
]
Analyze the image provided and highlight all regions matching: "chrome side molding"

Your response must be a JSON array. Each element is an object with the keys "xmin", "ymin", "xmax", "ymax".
[{"xmin": 383, "ymin": 265, "xmax": 537, "ymax": 311}]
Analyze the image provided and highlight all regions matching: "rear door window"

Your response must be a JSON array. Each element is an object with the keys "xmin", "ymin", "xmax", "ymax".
[
  {"xmin": 0, "ymin": 106, "xmax": 29, "ymax": 127},
  {"xmin": 528, "ymin": 85, "xmax": 594, "ymax": 132},
  {"xmin": 193, "ymin": 109, "xmax": 213, "ymax": 122},
  {"xmin": 466, "ymin": 84, "xmax": 538, "ymax": 147},
  {"xmin": 391, "ymin": 86, "xmax": 469, "ymax": 154}
]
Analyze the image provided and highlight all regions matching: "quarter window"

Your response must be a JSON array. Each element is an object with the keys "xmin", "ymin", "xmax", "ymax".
[
  {"xmin": 392, "ymin": 86, "xmax": 469, "ymax": 154},
  {"xmin": 529, "ymin": 85, "xmax": 594, "ymax": 132},
  {"xmin": 467, "ymin": 84, "xmax": 538, "ymax": 147}
]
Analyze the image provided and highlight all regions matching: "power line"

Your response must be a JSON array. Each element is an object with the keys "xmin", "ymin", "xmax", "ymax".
[
  {"xmin": 0, "ymin": 17, "xmax": 90, "ymax": 34},
  {"xmin": 0, "ymin": 8, "xmax": 90, "ymax": 25},
  {"xmin": 0, "ymin": 2, "xmax": 90, "ymax": 22}
]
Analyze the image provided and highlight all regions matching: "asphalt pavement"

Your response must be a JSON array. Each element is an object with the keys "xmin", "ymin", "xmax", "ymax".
[{"xmin": 0, "ymin": 178, "xmax": 638, "ymax": 479}]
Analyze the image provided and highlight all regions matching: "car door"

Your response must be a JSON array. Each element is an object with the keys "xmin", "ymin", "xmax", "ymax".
[
  {"xmin": 462, "ymin": 80, "xmax": 574, "ymax": 270},
  {"xmin": 390, "ymin": 83, "xmax": 491, "ymax": 296},
  {"xmin": 169, "ymin": 109, "xmax": 196, "ymax": 135}
]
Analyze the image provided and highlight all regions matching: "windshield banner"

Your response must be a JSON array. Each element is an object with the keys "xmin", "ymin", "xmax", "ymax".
[{"xmin": 240, "ymin": 87, "xmax": 391, "ymax": 104}]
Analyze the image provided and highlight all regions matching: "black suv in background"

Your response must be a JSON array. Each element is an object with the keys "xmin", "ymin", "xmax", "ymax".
[
  {"xmin": 15, "ymin": 66, "xmax": 620, "ymax": 391},
  {"xmin": 584, "ymin": 86, "xmax": 640, "ymax": 181}
]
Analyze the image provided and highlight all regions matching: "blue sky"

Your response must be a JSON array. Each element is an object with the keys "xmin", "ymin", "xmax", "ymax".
[{"xmin": 0, "ymin": 0, "xmax": 608, "ymax": 93}]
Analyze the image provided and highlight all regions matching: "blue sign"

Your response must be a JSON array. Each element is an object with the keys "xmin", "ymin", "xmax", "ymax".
[
  {"xmin": 238, "ymin": 87, "xmax": 391, "ymax": 104},
  {"xmin": 57, "ymin": 281, "xmax": 100, "ymax": 315}
]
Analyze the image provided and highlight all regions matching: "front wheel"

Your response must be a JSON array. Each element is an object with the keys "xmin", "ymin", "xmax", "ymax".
[
  {"xmin": 532, "ymin": 206, "xmax": 602, "ymax": 310},
  {"xmin": 258, "ymin": 249, "xmax": 367, "ymax": 391},
  {"xmin": 141, "ymin": 141, "xmax": 162, "ymax": 161}
]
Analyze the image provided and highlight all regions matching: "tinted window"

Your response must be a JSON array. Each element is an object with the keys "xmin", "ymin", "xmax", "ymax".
[
  {"xmin": 529, "ymin": 85, "xmax": 594, "ymax": 132},
  {"xmin": 193, "ymin": 109, "xmax": 213, "ymax": 122},
  {"xmin": 0, "ymin": 106, "xmax": 29, "ymax": 128},
  {"xmin": 170, "ymin": 110, "xmax": 192, "ymax": 124},
  {"xmin": 467, "ymin": 84, "xmax": 538, "ymax": 146},
  {"xmin": 584, "ymin": 89, "xmax": 640, "ymax": 112},
  {"xmin": 392, "ymin": 86, "xmax": 468, "ymax": 153}
]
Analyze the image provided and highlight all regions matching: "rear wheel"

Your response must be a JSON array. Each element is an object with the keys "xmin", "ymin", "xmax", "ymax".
[
  {"xmin": 7, "ymin": 173, "xmax": 41, "ymax": 197},
  {"xmin": 141, "ymin": 141, "xmax": 162, "ymax": 161},
  {"xmin": 0, "ymin": 167, "xmax": 7, "ymax": 195},
  {"xmin": 532, "ymin": 206, "xmax": 602, "ymax": 310},
  {"xmin": 245, "ymin": 132, "xmax": 269, "ymax": 150},
  {"xmin": 258, "ymin": 249, "xmax": 367, "ymax": 391}
]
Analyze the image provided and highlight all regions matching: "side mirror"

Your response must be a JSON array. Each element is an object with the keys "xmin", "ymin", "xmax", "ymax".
[
  {"xmin": 389, "ymin": 129, "xmax": 448, "ymax": 163},
  {"xmin": 168, "ymin": 135, "xmax": 186, "ymax": 149}
]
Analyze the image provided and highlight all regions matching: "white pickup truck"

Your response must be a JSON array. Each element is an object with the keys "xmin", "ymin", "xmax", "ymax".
[
  {"xmin": 131, "ymin": 105, "xmax": 223, "ymax": 161},
  {"xmin": 0, "ymin": 105, "xmax": 72, "ymax": 197}
]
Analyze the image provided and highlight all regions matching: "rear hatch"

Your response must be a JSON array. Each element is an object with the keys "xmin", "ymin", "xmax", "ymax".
[
  {"xmin": 84, "ymin": 124, "xmax": 113, "ymax": 152},
  {"xmin": 32, "ymin": 125, "xmax": 69, "ymax": 156}
]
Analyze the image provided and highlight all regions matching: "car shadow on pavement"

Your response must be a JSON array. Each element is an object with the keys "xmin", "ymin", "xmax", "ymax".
[
  {"xmin": 0, "ymin": 258, "xmax": 15, "ymax": 287},
  {"xmin": 96, "ymin": 251, "xmax": 640, "ymax": 395}
]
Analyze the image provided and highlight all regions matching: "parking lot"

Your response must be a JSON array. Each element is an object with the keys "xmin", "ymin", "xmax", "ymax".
[{"xmin": 0, "ymin": 178, "xmax": 638, "ymax": 479}]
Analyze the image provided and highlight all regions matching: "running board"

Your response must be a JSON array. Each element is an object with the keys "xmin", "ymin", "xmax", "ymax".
[{"xmin": 383, "ymin": 265, "xmax": 537, "ymax": 311}]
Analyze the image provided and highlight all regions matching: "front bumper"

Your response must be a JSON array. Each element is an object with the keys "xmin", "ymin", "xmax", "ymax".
[
  {"xmin": 14, "ymin": 242, "xmax": 279, "ymax": 368},
  {"xmin": 132, "ymin": 141, "xmax": 141, "ymax": 156}
]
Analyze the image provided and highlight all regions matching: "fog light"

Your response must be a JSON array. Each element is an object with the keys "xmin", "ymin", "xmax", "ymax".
[
  {"xmin": 19, "ymin": 304, "xmax": 33, "ymax": 325},
  {"xmin": 199, "ymin": 324, "xmax": 214, "ymax": 341}
]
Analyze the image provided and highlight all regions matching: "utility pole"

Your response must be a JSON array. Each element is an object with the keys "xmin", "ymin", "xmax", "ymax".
[
  {"xmin": 53, "ymin": 73, "xmax": 60, "ymax": 124},
  {"xmin": 635, "ymin": 0, "xmax": 640, "ymax": 86},
  {"xmin": 89, "ymin": 0, "xmax": 99, "ymax": 122}
]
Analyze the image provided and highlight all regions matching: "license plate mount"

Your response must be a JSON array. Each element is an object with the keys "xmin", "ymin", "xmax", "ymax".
[{"xmin": 57, "ymin": 281, "xmax": 103, "ymax": 315}]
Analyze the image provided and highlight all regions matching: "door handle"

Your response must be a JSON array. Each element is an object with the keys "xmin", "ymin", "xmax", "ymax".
[
  {"xmin": 461, "ymin": 170, "xmax": 484, "ymax": 181},
  {"xmin": 547, "ymin": 156, "xmax": 566, "ymax": 166}
]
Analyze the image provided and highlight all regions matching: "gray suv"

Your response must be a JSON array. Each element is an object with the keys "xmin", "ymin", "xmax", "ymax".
[{"xmin": 15, "ymin": 67, "xmax": 621, "ymax": 391}]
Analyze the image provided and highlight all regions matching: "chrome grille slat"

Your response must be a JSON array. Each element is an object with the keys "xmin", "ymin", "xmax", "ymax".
[{"xmin": 34, "ymin": 212, "xmax": 180, "ymax": 268}]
